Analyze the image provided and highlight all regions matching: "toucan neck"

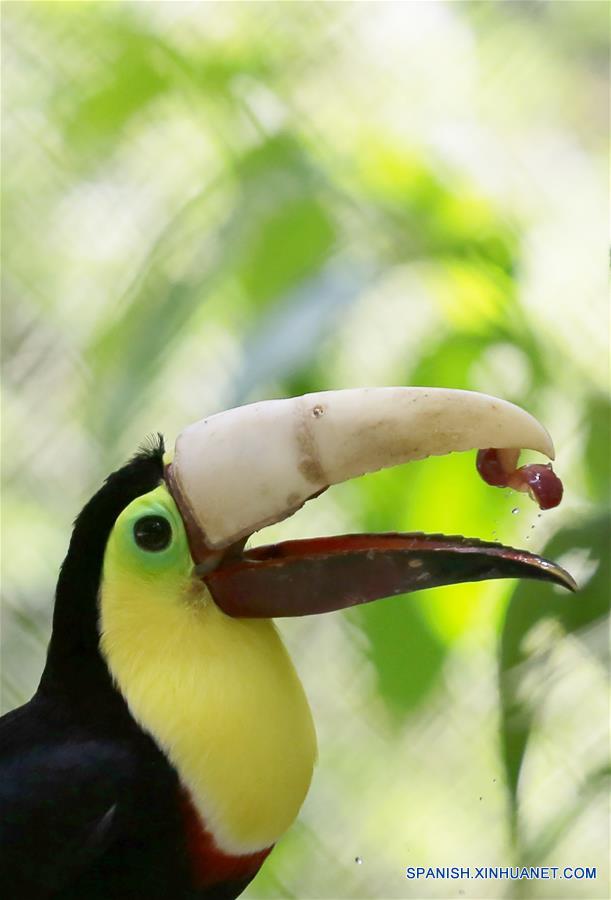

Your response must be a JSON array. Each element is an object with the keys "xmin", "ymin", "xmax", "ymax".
[{"xmin": 39, "ymin": 545, "xmax": 115, "ymax": 705}]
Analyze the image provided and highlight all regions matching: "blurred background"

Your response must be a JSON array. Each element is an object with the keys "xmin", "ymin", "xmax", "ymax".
[{"xmin": 1, "ymin": 2, "xmax": 609, "ymax": 898}]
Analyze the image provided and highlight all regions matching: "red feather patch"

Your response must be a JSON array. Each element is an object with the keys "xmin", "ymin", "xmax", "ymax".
[{"xmin": 179, "ymin": 789, "xmax": 273, "ymax": 888}]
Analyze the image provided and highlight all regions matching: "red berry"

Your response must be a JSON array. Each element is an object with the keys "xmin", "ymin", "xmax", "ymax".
[
  {"xmin": 476, "ymin": 449, "xmax": 564, "ymax": 510},
  {"xmin": 476, "ymin": 448, "xmax": 509, "ymax": 487},
  {"xmin": 518, "ymin": 464, "xmax": 563, "ymax": 510}
]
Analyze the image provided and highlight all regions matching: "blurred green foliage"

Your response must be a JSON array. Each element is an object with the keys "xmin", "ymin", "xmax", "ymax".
[{"xmin": 1, "ymin": 2, "xmax": 608, "ymax": 898}]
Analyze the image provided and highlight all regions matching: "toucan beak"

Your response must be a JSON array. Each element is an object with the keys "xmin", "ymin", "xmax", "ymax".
[{"xmin": 165, "ymin": 387, "xmax": 576, "ymax": 617}]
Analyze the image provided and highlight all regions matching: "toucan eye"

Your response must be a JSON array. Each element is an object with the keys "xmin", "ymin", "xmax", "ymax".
[{"xmin": 133, "ymin": 516, "xmax": 172, "ymax": 552}]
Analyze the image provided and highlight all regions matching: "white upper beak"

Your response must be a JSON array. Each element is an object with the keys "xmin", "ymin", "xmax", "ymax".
[{"xmin": 170, "ymin": 387, "xmax": 554, "ymax": 550}]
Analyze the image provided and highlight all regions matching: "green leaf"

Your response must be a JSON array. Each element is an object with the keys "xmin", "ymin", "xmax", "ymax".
[
  {"xmin": 221, "ymin": 134, "xmax": 337, "ymax": 309},
  {"xmin": 349, "ymin": 594, "xmax": 446, "ymax": 724},
  {"xmin": 406, "ymin": 320, "xmax": 551, "ymax": 408},
  {"xmin": 235, "ymin": 133, "xmax": 313, "ymax": 184},
  {"xmin": 499, "ymin": 513, "xmax": 610, "ymax": 838},
  {"xmin": 584, "ymin": 393, "xmax": 611, "ymax": 501},
  {"xmin": 63, "ymin": 31, "xmax": 169, "ymax": 154},
  {"xmin": 356, "ymin": 143, "xmax": 518, "ymax": 271},
  {"xmin": 238, "ymin": 196, "xmax": 336, "ymax": 306}
]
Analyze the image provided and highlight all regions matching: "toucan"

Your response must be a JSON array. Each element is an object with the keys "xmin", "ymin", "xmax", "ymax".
[{"xmin": 0, "ymin": 388, "xmax": 575, "ymax": 899}]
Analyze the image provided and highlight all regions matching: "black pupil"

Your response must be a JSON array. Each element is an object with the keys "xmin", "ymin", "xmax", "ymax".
[{"xmin": 133, "ymin": 516, "xmax": 172, "ymax": 552}]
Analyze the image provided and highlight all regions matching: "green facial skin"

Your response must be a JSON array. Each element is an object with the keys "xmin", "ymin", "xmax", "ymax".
[{"xmin": 105, "ymin": 484, "xmax": 194, "ymax": 591}]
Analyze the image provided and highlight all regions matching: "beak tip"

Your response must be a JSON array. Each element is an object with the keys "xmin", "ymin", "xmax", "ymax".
[
  {"xmin": 548, "ymin": 564, "xmax": 578, "ymax": 593},
  {"xmin": 564, "ymin": 573, "xmax": 579, "ymax": 593}
]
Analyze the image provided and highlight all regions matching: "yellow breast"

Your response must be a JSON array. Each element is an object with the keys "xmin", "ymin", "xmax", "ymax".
[{"xmin": 99, "ymin": 573, "xmax": 317, "ymax": 855}]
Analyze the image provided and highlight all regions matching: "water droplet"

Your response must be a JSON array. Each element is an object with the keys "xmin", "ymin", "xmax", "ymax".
[
  {"xmin": 312, "ymin": 405, "xmax": 324, "ymax": 418},
  {"xmin": 408, "ymin": 558, "xmax": 423, "ymax": 568},
  {"xmin": 355, "ymin": 856, "xmax": 363, "ymax": 864},
  {"xmin": 511, "ymin": 507, "xmax": 520, "ymax": 515}
]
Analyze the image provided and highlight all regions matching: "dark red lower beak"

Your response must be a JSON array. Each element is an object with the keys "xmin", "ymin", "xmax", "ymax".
[{"xmin": 203, "ymin": 532, "xmax": 576, "ymax": 618}]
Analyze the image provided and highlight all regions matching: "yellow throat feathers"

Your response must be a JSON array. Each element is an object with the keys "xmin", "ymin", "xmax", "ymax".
[{"xmin": 99, "ymin": 565, "xmax": 317, "ymax": 855}]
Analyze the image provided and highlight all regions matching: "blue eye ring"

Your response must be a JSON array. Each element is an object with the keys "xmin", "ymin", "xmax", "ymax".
[{"xmin": 133, "ymin": 515, "xmax": 172, "ymax": 552}]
